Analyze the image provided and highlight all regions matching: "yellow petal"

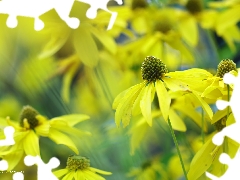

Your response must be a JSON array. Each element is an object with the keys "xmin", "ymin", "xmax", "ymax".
[
  {"xmin": 4, "ymin": 150, "xmax": 24, "ymax": 171},
  {"xmin": 54, "ymin": 169, "xmax": 69, "ymax": 178},
  {"xmin": 141, "ymin": 34, "xmax": 160, "ymax": 54},
  {"xmin": 38, "ymin": 25, "xmax": 70, "ymax": 59},
  {"xmin": 132, "ymin": 87, "xmax": 145, "ymax": 116},
  {"xmin": 169, "ymin": 109, "xmax": 186, "ymax": 132},
  {"xmin": 128, "ymin": 118, "xmax": 149, "ymax": 155},
  {"xmin": 115, "ymin": 83, "xmax": 144, "ymax": 127},
  {"xmin": 216, "ymin": 5, "xmax": 240, "ymax": 35},
  {"xmin": 51, "ymin": 114, "xmax": 90, "ymax": 127},
  {"xmin": 48, "ymin": 128, "xmax": 79, "ymax": 154},
  {"xmin": 188, "ymin": 136, "xmax": 218, "ymax": 180},
  {"xmin": 23, "ymin": 130, "xmax": 40, "ymax": 156},
  {"xmin": 50, "ymin": 120, "xmax": 91, "ymax": 136},
  {"xmin": 62, "ymin": 171, "xmax": 75, "ymax": 180},
  {"xmin": 90, "ymin": 28, "xmax": 117, "ymax": 54},
  {"xmin": 77, "ymin": 170, "xmax": 86, "ymax": 180},
  {"xmin": 211, "ymin": 108, "xmax": 228, "ymax": 124},
  {"xmin": 192, "ymin": 91, "xmax": 213, "ymax": 120},
  {"xmin": 84, "ymin": 169, "xmax": 106, "ymax": 180},
  {"xmin": 88, "ymin": 167, "xmax": 112, "ymax": 175},
  {"xmin": 73, "ymin": 25, "xmax": 99, "ymax": 67},
  {"xmin": 173, "ymin": 102, "xmax": 206, "ymax": 131},
  {"xmin": 156, "ymin": 80, "xmax": 171, "ymax": 121},
  {"xmin": 178, "ymin": 16, "xmax": 198, "ymax": 46},
  {"xmin": 112, "ymin": 89, "xmax": 129, "ymax": 110},
  {"xmin": 140, "ymin": 83, "xmax": 153, "ymax": 126},
  {"xmin": 62, "ymin": 59, "xmax": 81, "ymax": 103}
]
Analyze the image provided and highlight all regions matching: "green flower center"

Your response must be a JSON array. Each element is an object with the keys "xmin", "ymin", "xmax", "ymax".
[
  {"xmin": 186, "ymin": 0, "xmax": 203, "ymax": 14},
  {"xmin": 141, "ymin": 56, "xmax": 168, "ymax": 83},
  {"xmin": 154, "ymin": 14, "xmax": 174, "ymax": 34},
  {"xmin": 20, "ymin": 105, "xmax": 39, "ymax": 129},
  {"xmin": 66, "ymin": 155, "xmax": 90, "ymax": 171},
  {"xmin": 131, "ymin": 0, "xmax": 148, "ymax": 10},
  {"xmin": 216, "ymin": 59, "xmax": 237, "ymax": 78}
]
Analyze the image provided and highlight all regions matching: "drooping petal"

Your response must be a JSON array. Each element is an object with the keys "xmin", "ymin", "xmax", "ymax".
[
  {"xmin": 50, "ymin": 120, "xmax": 91, "ymax": 136},
  {"xmin": 84, "ymin": 169, "xmax": 106, "ymax": 180},
  {"xmin": 140, "ymin": 83, "xmax": 153, "ymax": 126},
  {"xmin": 156, "ymin": 80, "xmax": 171, "ymax": 121},
  {"xmin": 132, "ymin": 87, "xmax": 145, "ymax": 116},
  {"xmin": 62, "ymin": 171, "xmax": 75, "ymax": 180},
  {"xmin": 51, "ymin": 114, "xmax": 90, "ymax": 127},
  {"xmin": 90, "ymin": 28, "xmax": 117, "ymax": 54},
  {"xmin": 188, "ymin": 135, "xmax": 218, "ymax": 180},
  {"xmin": 115, "ymin": 83, "xmax": 144, "ymax": 127},
  {"xmin": 192, "ymin": 91, "xmax": 213, "ymax": 120},
  {"xmin": 129, "ymin": 118, "xmax": 149, "ymax": 155},
  {"xmin": 53, "ymin": 169, "xmax": 69, "ymax": 178},
  {"xmin": 73, "ymin": 25, "xmax": 99, "ymax": 68},
  {"xmin": 178, "ymin": 15, "xmax": 198, "ymax": 47},
  {"xmin": 23, "ymin": 130, "xmax": 40, "ymax": 156},
  {"xmin": 4, "ymin": 149, "xmax": 24, "ymax": 171},
  {"xmin": 62, "ymin": 58, "xmax": 81, "ymax": 103},
  {"xmin": 77, "ymin": 170, "xmax": 87, "ymax": 180},
  {"xmin": 168, "ymin": 109, "xmax": 186, "ymax": 132},
  {"xmin": 48, "ymin": 128, "xmax": 79, "ymax": 154}
]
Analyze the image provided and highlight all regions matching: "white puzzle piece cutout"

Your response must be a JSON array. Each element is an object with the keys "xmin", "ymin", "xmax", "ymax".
[
  {"xmin": 0, "ymin": 0, "xmax": 122, "ymax": 31},
  {"xmin": 0, "ymin": 126, "xmax": 15, "ymax": 146},
  {"xmin": 0, "ymin": 159, "xmax": 8, "ymax": 171},
  {"xmin": 24, "ymin": 155, "xmax": 60, "ymax": 180},
  {"xmin": 206, "ymin": 72, "xmax": 240, "ymax": 179}
]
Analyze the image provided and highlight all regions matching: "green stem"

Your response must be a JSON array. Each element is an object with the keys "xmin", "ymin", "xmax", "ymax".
[
  {"xmin": 167, "ymin": 118, "xmax": 188, "ymax": 180},
  {"xmin": 201, "ymin": 108, "xmax": 205, "ymax": 144}
]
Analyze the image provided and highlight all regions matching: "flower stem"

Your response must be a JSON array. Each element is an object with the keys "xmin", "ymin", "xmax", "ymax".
[{"xmin": 167, "ymin": 118, "xmax": 188, "ymax": 180}]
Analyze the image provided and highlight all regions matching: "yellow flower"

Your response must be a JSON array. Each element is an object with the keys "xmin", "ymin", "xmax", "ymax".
[
  {"xmin": 54, "ymin": 155, "xmax": 112, "ymax": 180},
  {"xmin": 127, "ymin": 157, "xmax": 168, "ymax": 180},
  {"xmin": 117, "ymin": 5, "xmax": 195, "ymax": 70},
  {"xmin": 176, "ymin": 0, "xmax": 240, "ymax": 52},
  {"xmin": 113, "ymin": 56, "xmax": 213, "ymax": 127},
  {"xmin": 0, "ymin": 105, "xmax": 91, "ymax": 170}
]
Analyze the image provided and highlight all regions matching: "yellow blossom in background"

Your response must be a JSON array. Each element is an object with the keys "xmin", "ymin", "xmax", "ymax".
[
  {"xmin": 0, "ymin": 105, "xmax": 91, "ymax": 170},
  {"xmin": 127, "ymin": 157, "xmax": 168, "ymax": 180},
  {"xmin": 54, "ymin": 155, "xmax": 112, "ymax": 180}
]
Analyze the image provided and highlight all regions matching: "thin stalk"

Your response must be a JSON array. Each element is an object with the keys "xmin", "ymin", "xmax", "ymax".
[
  {"xmin": 201, "ymin": 108, "xmax": 205, "ymax": 144},
  {"xmin": 167, "ymin": 118, "xmax": 188, "ymax": 180}
]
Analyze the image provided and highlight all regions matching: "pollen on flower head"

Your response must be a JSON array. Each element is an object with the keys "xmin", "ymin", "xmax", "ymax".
[
  {"xmin": 185, "ymin": 0, "xmax": 203, "ymax": 14},
  {"xmin": 141, "ymin": 56, "xmax": 168, "ymax": 83},
  {"xmin": 216, "ymin": 59, "xmax": 237, "ymax": 78},
  {"xmin": 131, "ymin": 0, "xmax": 148, "ymax": 10},
  {"xmin": 66, "ymin": 155, "xmax": 90, "ymax": 171},
  {"xmin": 20, "ymin": 105, "xmax": 39, "ymax": 129}
]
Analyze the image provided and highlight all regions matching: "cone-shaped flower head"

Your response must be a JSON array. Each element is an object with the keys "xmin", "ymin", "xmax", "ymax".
[
  {"xmin": 216, "ymin": 59, "xmax": 237, "ymax": 78},
  {"xmin": 66, "ymin": 155, "xmax": 90, "ymax": 171},
  {"xmin": 186, "ymin": 0, "xmax": 203, "ymax": 14},
  {"xmin": 141, "ymin": 56, "xmax": 168, "ymax": 83},
  {"xmin": 19, "ymin": 105, "xmax": 39, "ymax": 129},
  {"xmin": 131, "ymin": 0, "xmax": 148, "ymax": 10}
]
